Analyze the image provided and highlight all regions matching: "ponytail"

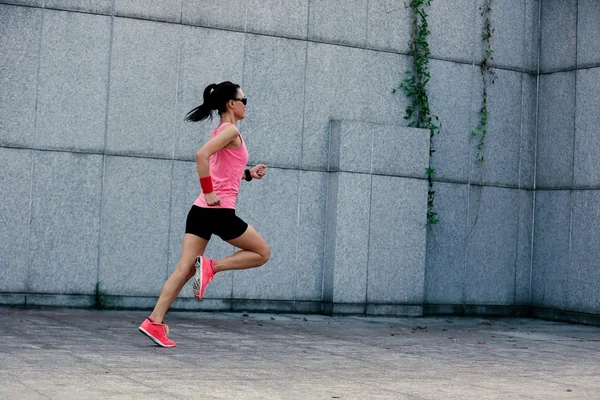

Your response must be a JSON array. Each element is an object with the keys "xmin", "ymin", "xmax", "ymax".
[
  {"xmin": 185, "ymin": 81, "xmax": 240, "ymax": 123},
  {"xmin": 185, "ymin": 84, "xmax": 217, "ymax": 122}
]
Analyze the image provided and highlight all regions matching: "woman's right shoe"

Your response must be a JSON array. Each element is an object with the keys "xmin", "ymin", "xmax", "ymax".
[{"xmin": 193, "ymin": 256, "xmax": 215, "ymax": 300}]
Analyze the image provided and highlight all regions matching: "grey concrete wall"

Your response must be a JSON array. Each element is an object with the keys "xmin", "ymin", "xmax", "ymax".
[
  {"xmin": 0, "ymin": 0, "xmax": 557, "ymax": 317},
  {"xmin": 324, "ymin": 122, "xmax": 429, "ymax": 316},
  {"xmin": 424, "ymin": 0, "xmax": 538, "ymax": 311},
  {"xmin": 532, "ymin": 0, "xmax": 600, "ymax": 317}
]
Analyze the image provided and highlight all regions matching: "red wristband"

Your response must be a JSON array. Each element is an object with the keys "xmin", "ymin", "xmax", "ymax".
[{"xmin": 200, "ymin": 176, "xmax": 213, "ymax": 193}]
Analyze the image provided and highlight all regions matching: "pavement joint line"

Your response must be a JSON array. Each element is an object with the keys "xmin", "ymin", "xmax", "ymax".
[{"xmin": 7, "ymin": 373, "xmax": 53, "ymax": 400}]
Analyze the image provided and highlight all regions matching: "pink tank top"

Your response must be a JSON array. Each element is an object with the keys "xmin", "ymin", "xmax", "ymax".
[{"xmin": 194, "ymin": 123, "xmax": 249, "ymax": 210}]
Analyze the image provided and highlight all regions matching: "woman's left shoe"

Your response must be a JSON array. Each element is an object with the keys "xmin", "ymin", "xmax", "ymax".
[{"xmin": 138, "ymin": 317, "xmax": 176, "ymax": 347}]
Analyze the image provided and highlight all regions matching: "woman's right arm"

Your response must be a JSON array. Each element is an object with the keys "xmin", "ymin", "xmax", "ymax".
[
  {"xmin": 195, "ymin": 125, "xmax": 239, "ymax": 176},
  {"xmin": 195, "ymin": 126, "xmax": 239, "ymax": 204}
]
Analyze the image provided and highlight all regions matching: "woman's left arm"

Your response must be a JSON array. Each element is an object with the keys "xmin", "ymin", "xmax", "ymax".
[{"xmin": 241, "ymin": 164, "xmax": 267, "ymax": 181}]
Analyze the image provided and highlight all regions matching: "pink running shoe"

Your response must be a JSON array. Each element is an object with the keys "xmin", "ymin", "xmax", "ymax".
[
  {"xmin": 138, "ymin": 317, "xmax": 176, "ymax": 347},
  {"xmin": 193, "ymin": 256, "xmax": 215, "ymax": 300}
]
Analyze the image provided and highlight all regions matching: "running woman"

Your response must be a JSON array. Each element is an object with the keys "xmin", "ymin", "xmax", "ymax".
[{"xmin": 139, "ymin": 81, "xmax": 270, "ymax": 347}]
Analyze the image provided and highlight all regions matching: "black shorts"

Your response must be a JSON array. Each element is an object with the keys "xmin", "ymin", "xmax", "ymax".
[{"xmin": 185, "ymin": 205, "xmax": 248, "ymax": 241}]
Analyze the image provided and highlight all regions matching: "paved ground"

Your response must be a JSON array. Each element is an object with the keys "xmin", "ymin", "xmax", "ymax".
[{"xmin": 1, "ymin": 308, "xmax": 599, "ymax": 400}]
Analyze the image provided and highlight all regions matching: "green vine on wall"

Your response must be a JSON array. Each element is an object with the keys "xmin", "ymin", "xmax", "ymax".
[
  {"xmin": 473, "ymin": 0, "xmax": 496, "ymax": 163},
  {"xmin": 392, "ymin": 0, "xmax": 440, "ymax": 225},
  {"xmin": 94, "ymin": 282, "xmax": 109, "ymax": 310}
]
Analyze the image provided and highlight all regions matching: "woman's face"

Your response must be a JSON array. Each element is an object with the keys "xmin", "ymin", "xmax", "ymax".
[{"xmin": 230, "ymin": 88, "xmax": 246, "ymax": 120}]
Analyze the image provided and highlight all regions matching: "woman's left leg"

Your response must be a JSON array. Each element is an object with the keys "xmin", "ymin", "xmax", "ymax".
[{"xmin": 150, "ymin": 233, "xmax": 208, "ymax": 323}]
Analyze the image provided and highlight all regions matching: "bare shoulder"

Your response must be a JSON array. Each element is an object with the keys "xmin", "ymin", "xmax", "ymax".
[{"xmin": 219, "ymin": 123, "xmax": 240, "ymax": 138}]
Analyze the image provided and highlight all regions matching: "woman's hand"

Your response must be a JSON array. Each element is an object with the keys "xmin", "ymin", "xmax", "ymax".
[
  {"xmin": 204, "ymin": 192, "xmax": 221, "ymax": 206},
  {"xmin": 251, "ymin": 164, "xmax": 267, "ymax": 179}
]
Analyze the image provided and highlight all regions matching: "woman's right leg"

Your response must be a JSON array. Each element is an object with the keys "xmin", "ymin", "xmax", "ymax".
[
  {"xmin": 192, "ymin": 225, "xmax": 269, "ymax": 301},
  {"xmin": 214, "ymin": 225, "xmax": 270, "ymax": 273},
  {"xmin": 150, "ymin": 233, "xmax": 208, "ymax": 323}
]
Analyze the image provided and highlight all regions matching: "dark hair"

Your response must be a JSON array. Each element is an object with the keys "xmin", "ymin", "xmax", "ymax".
[{"xmin": 185, "ymin": 81, "xmax": 241, "ymax": 122}]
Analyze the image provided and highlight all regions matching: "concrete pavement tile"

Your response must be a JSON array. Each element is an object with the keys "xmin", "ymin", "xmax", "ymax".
[
  {"xmin": 162, "ymin": 378, "xmax": 420, "ymax": 400},
  {"xmin": 540, "ymin": 374, "xmax": 600, "ymax": 390},
  {"xmin": 470, "ymin": 376, "xmax": 600, "ymax": 399},
  {"xmin": 9, "ymin": 371, "xmax": 176, "ymax": 400},
  {"xmin": 348, "ymin": 378, "xmax": 527, "ymax": 400},
  {"xmin": 0, "ymin": 377, "xmax": 49, "ymax": 400}
]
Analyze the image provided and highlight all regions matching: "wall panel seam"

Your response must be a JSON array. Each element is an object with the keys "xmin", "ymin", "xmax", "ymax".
[
  {"xmin": 25, "ymin": 6, "xmax": 45, "ymax": 294},
  {"xmin": 96, "ymin": 4, "xmax": 116, "ymax": 291},
  {"xmin": 529, "ymin": 0, "xmax": 542, "ymax": 305},
  {"xmin": 165, "ymin": 24, "xmax": 183, "ymax": 280}
]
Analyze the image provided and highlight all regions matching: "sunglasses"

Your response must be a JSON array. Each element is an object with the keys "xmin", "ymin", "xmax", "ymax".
[{"xmin": 232, "ymin": 97, "xmax": 247, "ymax": 106}]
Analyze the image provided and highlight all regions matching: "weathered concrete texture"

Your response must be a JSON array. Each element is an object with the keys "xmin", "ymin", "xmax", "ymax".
[
  {"xmin": 574, "ymin": 67, "xmax": 600, "ymax": 188},
  {"xmin": 246, "ymin": 0, "xmax": 309, "ymax": 40},
  {"xmin": 235, "ymin": 168, "xmax": 300, "ymax": 301},
  {"xmin": 36, "ymin": 10, "xmax": 111, "ymax": 153},
  {"xmin": 329, "ymin": 121, "xmax": 429, "ymax": 178},
  {"xmin": 540, "ymin": 0, "xmax": 577, "ymax": 73},
  {"xmin": 181, "ymin": 0, "xmax": 246, "ymax": 32},
  {"xmin": 425, "ymin": 182, "xmax": 469, "ymax": 305},
  {"xmin": 428, "ymin": 0, "xmax": 476, "ymax": 64},
  {"xmin": 470, "ymin": 68, "xmax": 523, "ymax": 187},
  {"xmin": 479, "ymin": 0, "xmax": 525, "ymax": 71},
  {"xmin": 0, "ymin": 4, "xmax": 41, "ymax": 148},
  {"xmin": 2, "ymin": 308, "xmax": 600, "ymax": 400},
  {"xmin": 114, "ymin": 0, "xmax": 182, "ymax": 23},
  {"xmin": 323, "ymin": 122, "xmax": 429, "ymax": 312},
  {"xmin": 106, "ymin": 17, "xmax": 179, "ymax": 159},
  {"xmin": 28, "ymin": 151, "xmax": 103, "ymax": 295},
  {"xmin": 366, "ymin": 0, "xmax": 411, "ymax": 53},
  {"xmin": 466, "ymin": 186, "xmax": 519, "ymax": 305},
  {"xmin": 98, "ymin": 156, "xmax": 172, "ymax": 297},
  {"xmin": 174, "ymin": 25, "xmax": 244, "ymax": 161},
  {"xmin": 428, "ymin": 59, "xmax": 472, "ymax": 183},
  {"xmin": 308, "ymin": 0, "xmax": 368, "ymax": 47},
  {"xmin": 536, "ymin": 71, "xmax": 576, "ymax": 189},
  {"xmin": 0, "ymin": 147, "xmax": 32, "ymax": 293},
  {"xmin": 241, "ymin": 34, "xmax": 306, "ymax": 169},
  {"xmin": 532, "ymin": 190, "xmax": 571, "ymax": 311},
  {"xmin": 44, "ymin": 0, "xmax": 113, "ymax": 14},
  {"xmin": 577, "ymin": 0, "xmax": 600, "ymax": 68}
]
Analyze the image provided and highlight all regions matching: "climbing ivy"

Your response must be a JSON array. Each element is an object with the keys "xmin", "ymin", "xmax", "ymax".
[
  {"xmin": 94, "ymin": 282, "xmax": 110, "ymax": 310},
  {"xmin": 392, "ymin": 0, "xmax": 440, "ymax": 225},
  {"xmin": 473, "ymin": 0, "xmax": 496, "ymax": 163}
]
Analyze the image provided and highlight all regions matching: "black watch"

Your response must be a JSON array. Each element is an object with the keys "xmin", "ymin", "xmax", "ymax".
[{"xmin": 244, "ymin": 169, "xmax": 252, "ymax": 181}]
